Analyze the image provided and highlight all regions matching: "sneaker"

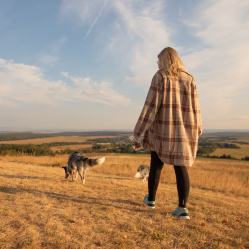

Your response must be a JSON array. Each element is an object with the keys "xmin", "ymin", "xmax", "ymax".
[
  {"xmin": 144, "ymin": 194, "xmax": 155, "ymax": 209},
  {"xmin": 172, "ymin": 207, "xmax": 190, "ymax": 220}
]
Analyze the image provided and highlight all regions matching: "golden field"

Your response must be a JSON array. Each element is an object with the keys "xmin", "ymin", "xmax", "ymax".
[
  {"xmin": 0, "ymin": 136, "xmax": 116, "ymax": 145},
  {"xmin": 50, "ymin": 144, "xmax": 92, "ymax": 153},
  {"xmin": 200, "ymin": 134, "xmax": 249, "ymax": 160},
  {"xmin": 208, "ymin": 144, "xmax": 249, "ymax": 159},
  {"xmin": 0, "ymin": 154, "xmax": 248, "ymax": 248}
]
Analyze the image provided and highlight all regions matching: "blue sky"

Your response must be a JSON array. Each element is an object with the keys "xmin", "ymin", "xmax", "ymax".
[{"xmin": 0, "ymin": 0, "xmax": 248, "ymax": 131}]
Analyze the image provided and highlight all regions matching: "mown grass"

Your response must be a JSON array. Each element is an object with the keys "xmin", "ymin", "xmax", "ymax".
[{"xmin": 0, "ymin": 154, "xmax": 248, "ymax": 248}]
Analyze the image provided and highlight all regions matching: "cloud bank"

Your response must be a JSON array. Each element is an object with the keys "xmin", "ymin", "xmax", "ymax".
[{"xmin": 0, "ymin": 58, "xmax": 129, "ymax": 107}]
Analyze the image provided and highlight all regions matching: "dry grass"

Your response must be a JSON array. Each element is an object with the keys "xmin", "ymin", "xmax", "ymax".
[
  {"xmin": 0, "ymin": 136, "xmax": 116, "ymax": 145},
  {"xmin": 1, "ymin": 154, "xmax": 249, "ymax": 197},
  {"xmin": 50, "ymin": 144, "xmax": 92, "ymax": 153},
  {"xmin": 232, "ymin": 135, "xmax": 249, "ymax": 143},
  {"xmin": 0, "ymin": 154, "xmax": 249, "ymax": 248},
  {"xmin": 208, "ymin": 144, "xmax": 249, "ymax": 159}
]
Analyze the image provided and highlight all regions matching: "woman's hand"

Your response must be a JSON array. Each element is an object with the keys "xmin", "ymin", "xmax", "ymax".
[
  {"xmin": 133, "ymin": 141, "xmax": 141, "ymax": 149},
  {"xmin": 129, "ymin": 135, "xmax": 142, "ymax": 149}
]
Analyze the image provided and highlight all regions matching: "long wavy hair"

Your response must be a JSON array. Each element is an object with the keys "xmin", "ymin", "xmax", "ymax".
[{"xmin": 158, "ymin": 47, "xmax": 185, "ymax": 76}]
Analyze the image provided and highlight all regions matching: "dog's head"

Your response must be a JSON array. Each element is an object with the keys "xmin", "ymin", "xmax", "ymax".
[{"xmin": 62, "ymin": 166, "xmax": 70, "ymax": 178}]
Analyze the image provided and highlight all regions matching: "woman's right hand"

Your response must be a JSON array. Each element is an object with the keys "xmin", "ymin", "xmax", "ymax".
[
  {"xmin": 129, "ymin": 135, "xmax": 142, "ymax": 149},
  {"xmin": 133, "ymin": 141, "xmax": 141, "ymax": 149}
]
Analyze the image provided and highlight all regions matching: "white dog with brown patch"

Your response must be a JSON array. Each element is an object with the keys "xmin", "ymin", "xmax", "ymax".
[
  {"xmin": 134, "ymin": 165, "xmax": 150, "ymax": 182},
  {"xmin": 62, "ymin": 152, "xmax": 105, "ymax": 184}
]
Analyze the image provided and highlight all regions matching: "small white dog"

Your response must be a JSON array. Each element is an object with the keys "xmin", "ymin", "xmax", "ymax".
[
  {"xmin": 62, "ymin": 152, "xmax": 105, "ymax": 184},
  {"xmin": 134, "ymin": 165, "xmax": 150, "ymax": 182}
]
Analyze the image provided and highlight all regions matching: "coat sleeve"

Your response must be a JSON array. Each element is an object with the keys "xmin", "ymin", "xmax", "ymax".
[
  {"xmin": 134, "ymin": 72, "xmax": 163, "ymax": 138},
  {"xmin": 192, "ymin": 80, "xmax": 202, "ymax": 136}
]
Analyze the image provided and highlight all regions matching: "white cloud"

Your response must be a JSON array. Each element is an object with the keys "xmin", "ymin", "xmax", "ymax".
[
  {"xmin": 181, "ymin": 0, "xmax": 249, "ymax": 128},
  {"xmin": 111, "ymin": 0, "xmax": 171, "ymax": 85},
  {"xmin": 58, "ymin": 0, "xmax": 249, "ymax": 129},
  {"xmin": 61, "ymin": 71, "xmax": 130, "ymax": 106},
  {"xmin": 0, "ymin": 59, "xmax": 130, "ymax": 106},
  {"xmin": 60, "ymin": 0, "xmax": 171, "ymax": 85}
]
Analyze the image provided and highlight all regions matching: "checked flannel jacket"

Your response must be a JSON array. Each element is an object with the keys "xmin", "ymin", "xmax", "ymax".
[{"xmin": 134, "ymin": 69, "xmax": 202, "ymax": 167}]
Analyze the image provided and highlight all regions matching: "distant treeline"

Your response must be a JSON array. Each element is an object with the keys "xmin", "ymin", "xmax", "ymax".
[
  {"xmin": 1, "ymin": 134, "xmax": 249, "ymax": 160},
  {"xmin": 205, "ymin": 154, "xmax": 249, "ymax": 161},
  {"xmin": 205, "ymin": 154, "xmax": 236, "ymax": 160},
  {"xmin": 197, "ymin": 139, "xmax": 241, "ymax": 155},
  {"xmin": 0, "ymin": 144, "xmax": 55, "ymax": 156},
  {"xmin": 87, "ymin": 137, "xmax": 131, "ymax": 144},
  {"xmin": 0, "ymin": 135, "xmax": 149, "ymax": 156},
  {"xmin": 0, "ymin": 131, "xmax": 132, "ymax": 141},
  {"xmin": 43, "ymin": 142, "xmax": 90, "ymax": 146}
]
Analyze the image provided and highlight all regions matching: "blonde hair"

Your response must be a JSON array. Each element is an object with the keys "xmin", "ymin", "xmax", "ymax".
[{"xmin": 158, "ymin": 47, "xmax": 185, "ymax": 76}]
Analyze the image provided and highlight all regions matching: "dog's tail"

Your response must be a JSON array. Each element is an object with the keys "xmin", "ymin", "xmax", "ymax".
[
  {"xmin": 82, "ymin": 156, "xmax": 105, "ymax": 167},
  {"xmin": 134, "ymin": 172, "xmax": 141, "ymax": 178}
]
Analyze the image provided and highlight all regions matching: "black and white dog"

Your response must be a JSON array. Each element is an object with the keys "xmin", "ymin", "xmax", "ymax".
[
  {"xmin": 62, "ymin": 152, "xmax": 105, "ymax": 184},
  {"xmin": 134, "ymin": 165, "xmax": 150, "ymax": 182}
]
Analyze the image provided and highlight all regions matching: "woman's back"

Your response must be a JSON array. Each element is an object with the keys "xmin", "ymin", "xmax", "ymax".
[{"xmin": 141, "ymin": 69, "xmax": 202, "ymax": 167}]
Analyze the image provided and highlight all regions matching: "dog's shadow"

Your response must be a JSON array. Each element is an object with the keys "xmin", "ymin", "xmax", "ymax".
[{"xmin": 0, "ymin": 174, "xmax": 49, "ymax": 180}]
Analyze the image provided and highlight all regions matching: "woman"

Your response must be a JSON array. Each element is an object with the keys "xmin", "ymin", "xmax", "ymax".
[{"xmin": 132, "ymin": 47, "xmax": 202, "ymax": 220}]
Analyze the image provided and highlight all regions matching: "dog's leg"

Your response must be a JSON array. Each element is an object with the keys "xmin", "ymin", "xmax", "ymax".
[
  {"xmin": 78, "ymin": 168, "xmax": 85, "ymax": 185},
  {"xmin": 72, "ymin": 170, "xmax": 76, "ymax": 182},
  {"xmin": 82, "ymin": 170, "xmax": 85, "ymax": 185},
  {"xmin": 73, "ymin": 171, "xmax": 78, "ymax": 181}
]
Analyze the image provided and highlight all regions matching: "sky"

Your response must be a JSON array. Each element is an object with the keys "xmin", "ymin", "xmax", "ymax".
[{"xmin": 0, "ymin": 0, "xmax": 248, "ymax": 131}]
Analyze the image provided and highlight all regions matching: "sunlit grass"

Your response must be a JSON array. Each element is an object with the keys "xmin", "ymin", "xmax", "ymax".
[
  {"xmin": 0, "ymin": 154, "xmax": 248, "ymax": 248},
  {"xmin": 0, "ymin": 135, "xmax": 116, "ymax": 145},
  {"xmin": 1, "ymin": 154, "xmax": 248, "ymax": 197}
]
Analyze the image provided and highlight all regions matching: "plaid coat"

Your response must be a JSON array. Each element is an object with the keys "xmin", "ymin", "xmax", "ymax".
[{"xmin": 134, "ymin": 69, "xmax": 202, "ymax": 167}]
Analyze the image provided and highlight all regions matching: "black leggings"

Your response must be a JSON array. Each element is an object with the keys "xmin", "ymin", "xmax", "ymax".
[{"xmin": 148, "ymin": 151, "xmax": 190, "ymax": 208}]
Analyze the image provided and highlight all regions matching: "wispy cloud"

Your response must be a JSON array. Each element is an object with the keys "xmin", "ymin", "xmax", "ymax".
[
  {"xmin": 59, "ymin": 0, "xmax": 249, "ymax": 129},
  {"xmin": 111, "ymin": 0, "xmax": 171, "ymax": 85},
  {"xmin": 60, "ymin": 71, "xmax": 130, "ymax": 106},
  {"xmin": 83, "ymin": 0, "xmax": 109, "ymax": 40},
  {"xmin": 60, "ymin": 0, "xmax": 108, "ymax": 27},
  {"xmin": 0, "ymin": 59, "xmax": 129, "ymax": 106},
  {"xmin": 181, "ymin": 0, "xmax": 249, "ymax": 128},
  {"xmin": 39, "ymin": 37, "xmax": 67, "ymax": 66},
  {"xmin": 60, "ymin": 0, "xmax": 171, "ymax": 85}
]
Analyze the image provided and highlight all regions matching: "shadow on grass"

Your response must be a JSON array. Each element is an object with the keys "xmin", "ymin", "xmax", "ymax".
[
  {"xmin": 90, "ymin": 175, "xmax": 133, "ymax": 181},
  {"xmin": 0, "ymin": 185, "xmax": 147, "ymax": 213},
  {"xmin": 0, "ymin": 174, "xmax": 49, "ymax": 180}
]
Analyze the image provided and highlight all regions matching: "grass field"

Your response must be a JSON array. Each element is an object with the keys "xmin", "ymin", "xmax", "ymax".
[
  {"xmin": 208, "ymin": 144, "xmax": 249, "ymax": 159},
  {"xmin": 199, "ymin": 134, "xmax": 249, "ymax": 160},
  {"xmin": 0, "ymin": 154, "xmax": 248, "ymax": 248},
  {"xmin": 50, "ymin": 144, "xmax": 92, "ymax": 153},
  {"xmin": 0, "ymin": 136, "xmax": 116, "ymax": 145}
]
